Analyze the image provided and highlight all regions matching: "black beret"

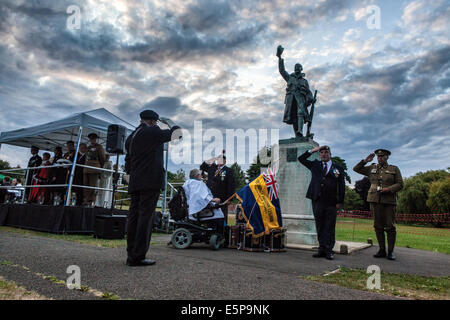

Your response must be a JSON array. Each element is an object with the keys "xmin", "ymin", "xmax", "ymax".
[
  {"xmin": 31, "ymin": 145, "xmax": 39, "ymax": 151},
  {"xmin": 319, "ymin": 145, "xmax": 330, "ymax": 152},
  {"xmin": 375, "ymin": 149, "xmax": 391, "ymax": 156},
  {"xmin": 140, "ymin": 110, "xmax": 159, "ymax": 120},
  {"xmin": 88, "ymin": 133, "xmax": 98, "ymax": 138}
]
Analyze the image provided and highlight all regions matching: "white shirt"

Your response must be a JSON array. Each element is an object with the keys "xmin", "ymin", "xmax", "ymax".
[
  {"xmin": 322, "ymin": 159, "xmax": 332, "ymax": 175},
  {"xmin": 182, "ymin": 179, "xmax": 224, "ymax": 221}
]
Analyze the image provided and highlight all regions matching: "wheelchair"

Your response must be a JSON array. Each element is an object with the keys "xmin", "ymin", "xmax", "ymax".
[{"xmin": 168, "ymin": 186, "xmax": 226, "ymax": 250}]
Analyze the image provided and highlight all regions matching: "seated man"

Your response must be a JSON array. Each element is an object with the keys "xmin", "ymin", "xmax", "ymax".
[{"xmin": 183, "ymin": 169, "xmax": 225, "ymax": 235}]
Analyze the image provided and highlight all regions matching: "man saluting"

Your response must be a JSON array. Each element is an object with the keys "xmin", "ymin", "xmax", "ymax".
[
  {"xmin": 298, "ymin": 145, "xmax": 345, "ymax": 260},
  {"xmin": 200, "ymin": 153, "xmax": 235, "ymax": 225},
  {"xmin": 124, "ymin": 110, "xmax": 182, "ymax": 266},
  {"xmin": 353, "ymin": 149, "xmax": 403, "ymax": 260}
]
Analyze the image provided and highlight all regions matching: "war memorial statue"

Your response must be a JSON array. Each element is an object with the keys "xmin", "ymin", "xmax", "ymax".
[
  {"xmin": 277, "ymin": 45, "xmax": 317, "ymax": 139},
  {"xmin": 275, "ymin": 45, "xmax": 320, "ymax": 246}
]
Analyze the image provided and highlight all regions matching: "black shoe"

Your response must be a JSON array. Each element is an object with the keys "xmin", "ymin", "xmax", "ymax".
[
  {"xmin": 312, "ymin": 251, "xmax": 326, "ymax": 258},
  {"xmin": 374, "ymin": 250, "xmax": 387, "ymax": 258},
  {"xmin": 126, "ymin": 259, "xmax": 156, "ymax": 267},
  {"xmin": 325, "ymin": 252, "xmax": 334, "ymax": 260},
  {"xmin": 387, "ymin": 252, "xmax": 396, "ymax": 260}
]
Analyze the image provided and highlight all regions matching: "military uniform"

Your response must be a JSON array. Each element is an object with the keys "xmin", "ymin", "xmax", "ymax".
[
  {"xmin": 84, "ymin": 136, "xmax": 106, "ymax": 206},
  {"xmin": 353, "ymin": 149, "xmax": 403, "ymax": 259},
  {"xmin": 199, "ymin": 161, "xmax": 235, "ymax": 224}
]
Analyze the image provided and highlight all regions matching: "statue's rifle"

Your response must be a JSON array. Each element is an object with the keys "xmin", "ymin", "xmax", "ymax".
[{"xmin": 306, "ymin": 90, "xmax": 317, "ymax": 138}]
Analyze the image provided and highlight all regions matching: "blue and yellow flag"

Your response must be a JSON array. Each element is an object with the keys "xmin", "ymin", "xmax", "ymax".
[{"xmin": 236, "ymin": 173, "xmax": 282, "ymax": 238}]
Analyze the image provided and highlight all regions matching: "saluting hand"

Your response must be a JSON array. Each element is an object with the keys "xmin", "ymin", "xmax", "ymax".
[
  {"xmin": 310, "ymin": 146, "xmax": 321, "ymax": 153},
  {"xmin": 365, "ymin": 153, "xmax": 375, "ymax": 163}
]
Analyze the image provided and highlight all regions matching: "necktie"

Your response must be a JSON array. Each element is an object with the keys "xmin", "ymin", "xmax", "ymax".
[{"xmin": 322, "ymin": 162, "xmax": 327, "ymax": 176}]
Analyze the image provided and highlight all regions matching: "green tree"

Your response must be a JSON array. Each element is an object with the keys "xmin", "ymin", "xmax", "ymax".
[
  {"xmin": 246, "ymin": 146, "xmax": 271, "ymax": 182},
  {"xmin": 168, "ymin": 169, "xmax": 186, "ymax": 183},
  {"xmin": 230, "ymin": 162, "xmax": 246, "ymax": 191},
  {"xmin": 343, "ymin": 186, "xmax": 364, "ymax": 210},
  {"xmin": 426, "ymin": 178, "xmax": 450, "ymax": 214},
  {"xmin": 397, "ymin": 178, "xmax": 430, "ymax": 214},
  {"xmin": 397, "ymin": 169, "xmax": 450, "ymax": 214},
  {"xmin": 0, "ymin": 159, "xmax": 11, "ymax": 171}
]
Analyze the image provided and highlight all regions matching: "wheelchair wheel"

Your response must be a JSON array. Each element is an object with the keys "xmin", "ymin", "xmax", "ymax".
[
  {"xmin": 172, "ymin": 228, "xmax": 192, "ymax": 249},
  {"xmin": 209, "ymin": 234, "xmax": 221, "ymax": 250}
]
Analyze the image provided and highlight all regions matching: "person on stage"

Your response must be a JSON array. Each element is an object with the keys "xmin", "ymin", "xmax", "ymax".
[
  {"xmin": 28, "ymin": 152, "xmax": 51, "ymax": 204},
  {"xmin": 25, "ymin": 146, "xmax": 42, "ymax": 200}
]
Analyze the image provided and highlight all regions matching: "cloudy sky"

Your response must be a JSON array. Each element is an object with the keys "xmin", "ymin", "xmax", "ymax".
[{"xmin": 0, "ymin": 0, "xmax": 449, "ymax": 184}]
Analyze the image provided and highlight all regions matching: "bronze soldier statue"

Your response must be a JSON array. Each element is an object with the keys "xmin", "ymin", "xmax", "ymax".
[
  {"xmin": 277, "ymin": 45, "xmax": 316, "ymax": 138},
  {"xmin": 353, "ymin": 149, "xmax": 404, "ymax": 260}
]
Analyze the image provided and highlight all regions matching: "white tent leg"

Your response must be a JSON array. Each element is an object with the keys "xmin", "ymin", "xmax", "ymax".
[
  {"xmin": 21, "ymin": 168, "xmax": 29, "ymax": 204},
  {"xmin": 65, "ymin": 126, "xmax": 83, "ymax": 206}
]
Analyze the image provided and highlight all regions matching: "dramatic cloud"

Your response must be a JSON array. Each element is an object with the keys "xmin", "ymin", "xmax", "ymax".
[{"xmin": 0, "ymin": 0, "xmax": 448, "ymax": 182}]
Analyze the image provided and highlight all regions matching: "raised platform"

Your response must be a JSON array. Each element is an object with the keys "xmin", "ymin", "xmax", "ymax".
[
  {"xmin": 0, "ymin": 203, "xmax": 128, "ymax": 234},
  {"xmin": 287, "ymin": 241, "xmax": 372, "ymax": 255}
]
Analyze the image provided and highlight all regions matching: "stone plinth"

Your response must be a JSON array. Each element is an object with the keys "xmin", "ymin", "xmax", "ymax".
[{"xmin": 276, "ymin": 137, "xmax": 318, "ymax": 245}]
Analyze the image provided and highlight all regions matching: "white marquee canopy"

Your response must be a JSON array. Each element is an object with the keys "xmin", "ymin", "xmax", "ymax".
[{"xmin": 0, "ymin": 108, "xmax": 135, "ymax": 151}]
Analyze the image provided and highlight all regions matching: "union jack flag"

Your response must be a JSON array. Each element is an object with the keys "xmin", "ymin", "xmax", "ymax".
[{"xmin": 263, "ymin": 167, "xmax": 279, "ymax": 200}]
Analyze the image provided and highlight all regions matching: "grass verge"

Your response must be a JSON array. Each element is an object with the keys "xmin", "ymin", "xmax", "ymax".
[
  {"xmin": 0, "ymin": 276, "xmax": 50, "ymax": 300},
  {"xmin": 304, "ymin": 267, "xmax": 450, "ymax": 300}
]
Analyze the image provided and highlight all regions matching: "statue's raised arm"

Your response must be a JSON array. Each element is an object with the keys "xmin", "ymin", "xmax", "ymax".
[{"xmin": 277, "ymin": 45, "xmax": 289, "ymax": 82}]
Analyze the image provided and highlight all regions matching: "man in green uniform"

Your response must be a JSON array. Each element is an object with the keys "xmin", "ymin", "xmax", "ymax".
[{"xmin": 353, "ymin": 149, "xmax": 403, "ymax": 260}]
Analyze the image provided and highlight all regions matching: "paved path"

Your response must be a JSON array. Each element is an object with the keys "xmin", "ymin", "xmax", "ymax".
[{"xmin": 0, "ymin": 231, "xmax": 448, "ymax": 300}]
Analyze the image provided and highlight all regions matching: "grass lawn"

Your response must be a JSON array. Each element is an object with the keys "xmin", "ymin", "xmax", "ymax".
[
  {"xmin": 0, "ymin": 226, "xmax": 168, "ymax": 248},
  {"xmin": 304, "ymin": 267, "xmax": 450, "ymax": 300},
  {"xmin": 336, "ymin": 217, "xmax": 450, "ymax": 254}
]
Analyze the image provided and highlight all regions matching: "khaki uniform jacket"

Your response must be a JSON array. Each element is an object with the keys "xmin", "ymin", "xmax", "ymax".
[
  {"xmin": 353, "ymin": 160, "xmax": 403, "ymax": 205},
  {"xmin": 85, "ymin": 143, "xmax": 106, "ymax": 174}
]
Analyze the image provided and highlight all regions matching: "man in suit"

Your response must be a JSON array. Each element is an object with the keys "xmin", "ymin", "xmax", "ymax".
[
  {"xmin": 124, "ymin": 110, "xmax": 181, "ymax": 266},
  {"xmin": 298, "ymin": 145, "xmax": 345, "ymax": 260},
  {"xmin": 353, "ymin": 149, "xmax": 403, "ymax": 260},
  {"xmin": 200, "ymin": 154, "xmax": 235, "ymax": 224}
]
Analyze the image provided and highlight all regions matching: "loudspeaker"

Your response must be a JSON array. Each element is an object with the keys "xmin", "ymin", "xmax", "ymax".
[
  {"xmin": 94, "ymin": 214, "xmax": 127, "ymax": 239},
  {"xmin": 106, "ymin": 124, "xmax": 126, "ymax": 154}
]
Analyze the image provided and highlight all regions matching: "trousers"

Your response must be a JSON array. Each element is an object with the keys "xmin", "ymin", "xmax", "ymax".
[
  {"xmin": 312, "ymin": 201, "xmax": 337, "ymax": 254},
  {"xmin": 126, "ymin": 189, "xmax": 160, "ymax": 262}
]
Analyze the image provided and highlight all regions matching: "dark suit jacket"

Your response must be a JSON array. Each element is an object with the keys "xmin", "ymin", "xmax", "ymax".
[
  {"xmin": 298, "ymin": 151, "xmax": 345, "ymax": 205},
  {"xmin": 200, "ymin": 162, "xmax": 235, "ymax": 202},
  {"xmin": 125, "ymin": 123, "xmax": 180, "ymax": 194}
]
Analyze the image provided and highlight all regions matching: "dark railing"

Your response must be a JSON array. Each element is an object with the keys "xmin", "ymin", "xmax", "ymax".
[{"xmin": 338, "ymin": 210, "xmax": 450, "ymax": 225}]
